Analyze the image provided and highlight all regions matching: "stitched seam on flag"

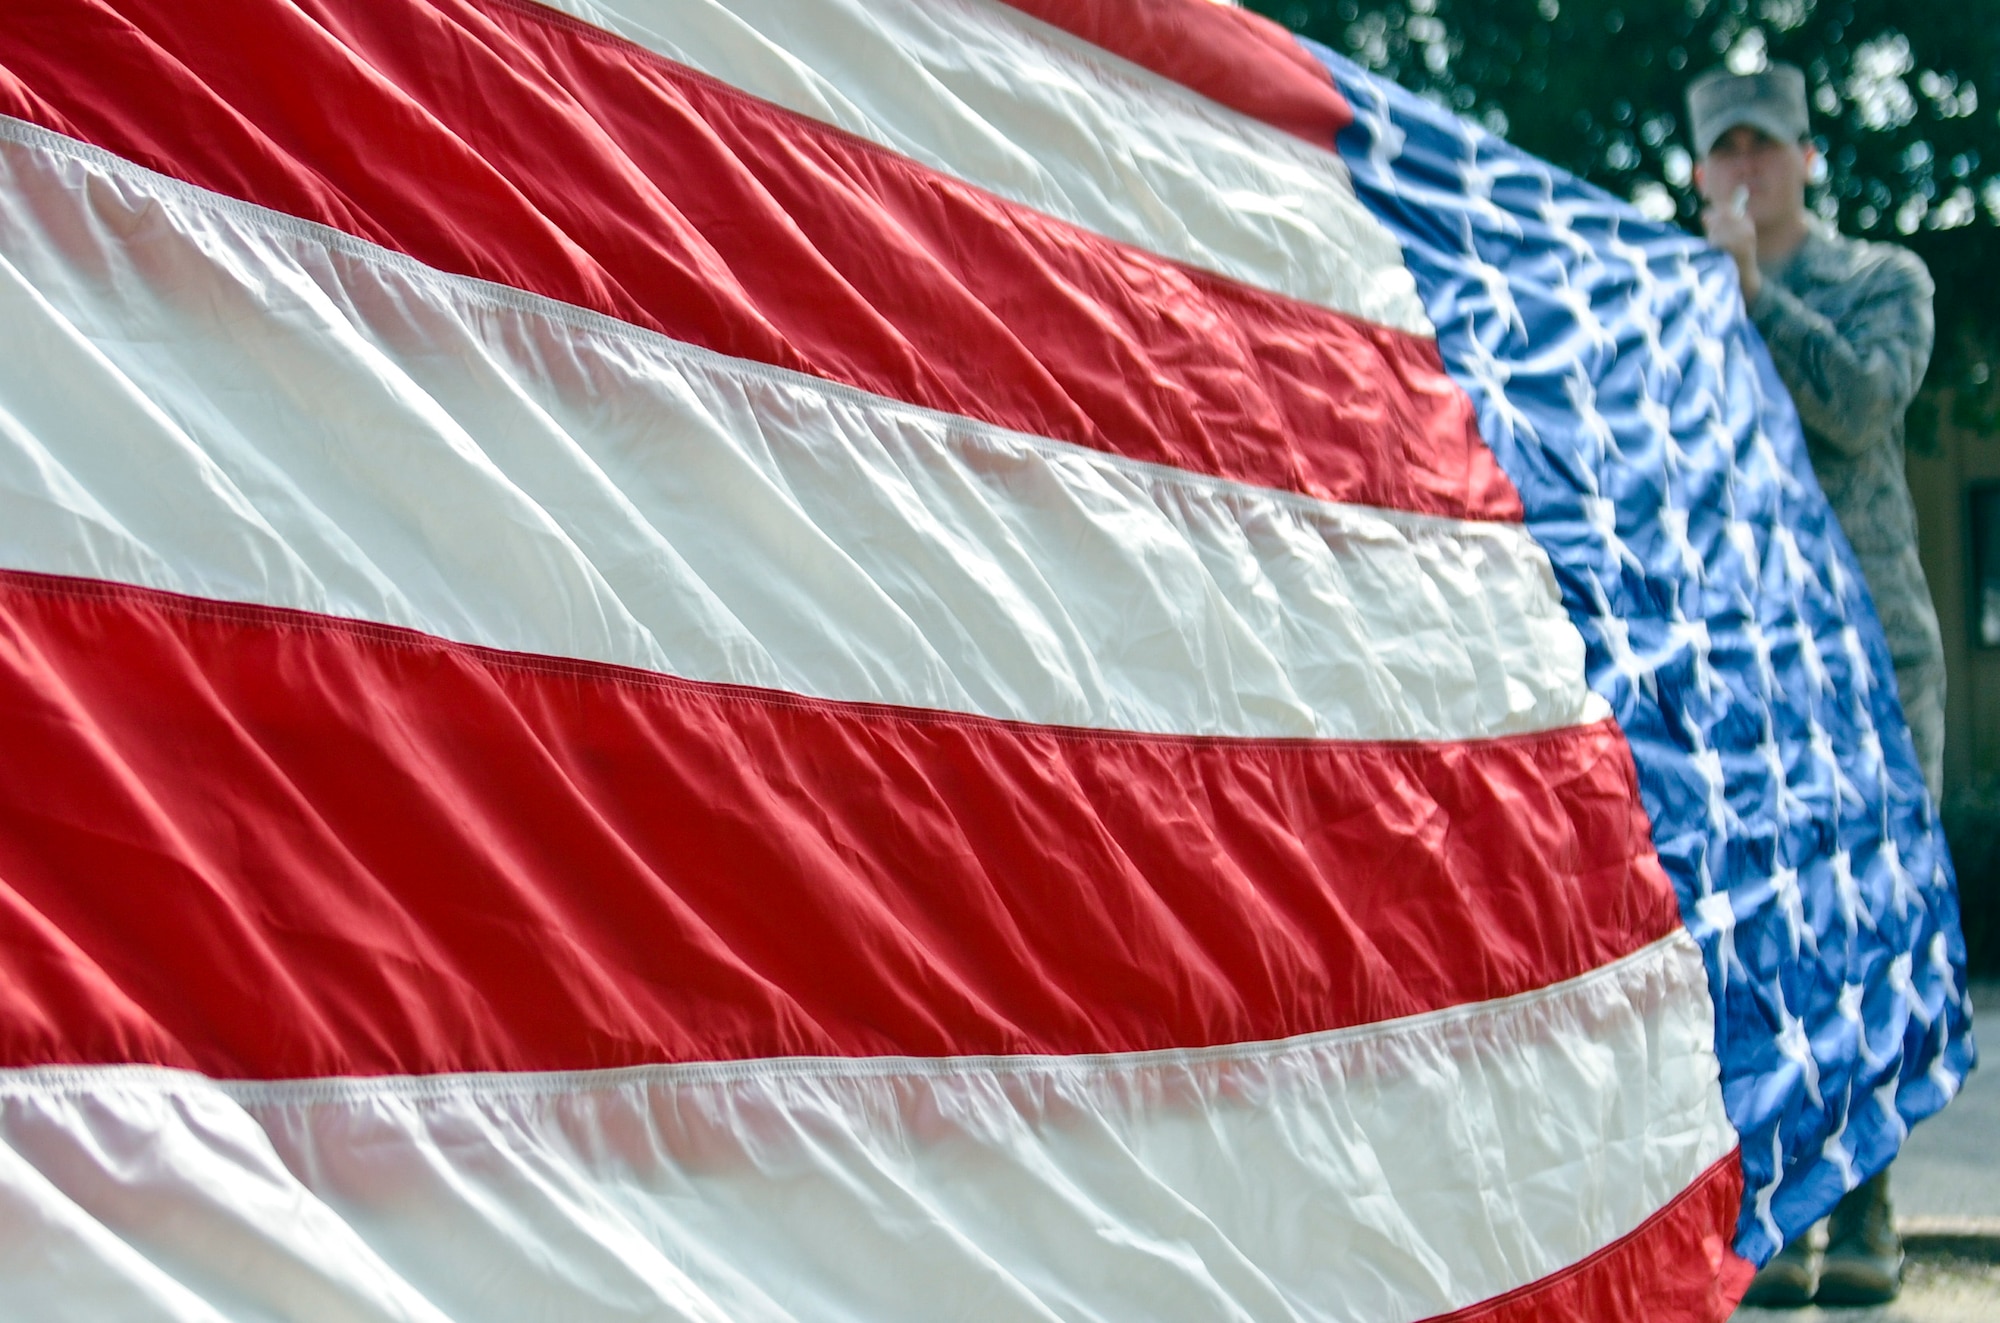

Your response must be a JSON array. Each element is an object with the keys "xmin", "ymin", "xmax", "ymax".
[
  {"xmin": 0, "ymin": 115, "xmax": 1497, "ymax": 545},
  {"xmin": 1411, "ymin": 1152, "xmax": 1743, "ymax": 1323},
  {"xmin": 0, "ymin": 565, "xmax": 1619, "ymax": 756},
  {"xmin": 0, "ymin": 932, "xmax": 1701, "ymax": 1100}
]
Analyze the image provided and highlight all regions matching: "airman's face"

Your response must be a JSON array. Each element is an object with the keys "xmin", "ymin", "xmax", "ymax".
[{"xmin": 1695, "ymin": 126, "xmax": 1815, "ymax": 229}]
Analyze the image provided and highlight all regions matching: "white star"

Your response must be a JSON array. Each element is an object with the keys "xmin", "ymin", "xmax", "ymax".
[
  {"xmin": 1752, "ymin": 1125, "xmax": 1786, "ymax": 1252},
  {"xmin": 1855, "ymin": 722, "xmax": 1894, "ymax": 812},
  {"xmin": 1927, "ymin": 1020, "xmax": 1962, "ymax": 1102},
  {"xmin": 1600, "ymin": 616, "xmax": 1657, "ymax": 697},
  {"xmin": 1455, "ymin": 141, "xmax": 1526, "ymax": 238},
  {"xmin": 1824, "ymin": 542, "xmax": 1849, "ymax": 601},
  {"xmin": 1772, "ymin": 864, "xmax": 1817, "ymax": 959},
  {"xmin": 1548, "ymin": 263, "xmax": 1617, "ymax": 367},
  {"xmin": 1691, "ymin": 330, "xmax": 1730, "ymax": 395},
  {"xmin": 1794, "ymin": 619, "xmax": 1832, "ymax": 698},
  {"xmin": 1669, "ymin": 613, "xmax": 1721, "ymax": 703},
  {"xmin": 1757, "ymin": 720, "xmax": 1805, "ymax": 826},
  {"xmin": 1586, "ymin": 495, "xmax": 1645, "ymax": 579},
  {"xmin": 1457, "ymin": 333, "xmax": 1540, "ymax": 449},
  {"xmin": 1831, "ymin": 851, "xmax": 1877, "ymax": 943},
  {"xmin": 1636, "ymin": 391, "xmax": 1679, "ymax": 461},
  {"xmin": 1769, "ymin": 524, "xmax": 1819, "ymax": 600},
  {"xmin": 1692, "ymin": 851, "xmax": 1720, "ymax": 901},
  {"xmin": 1537, "ymin": 192, "xmax": 1600, "ymax": 269},
  {"xmin": 1821, "ymin": 1112, "xmax": 1859, "ymax": 1192},
  {"xmin": 1743, "ymin": 620, "xmax": 1779, "ymax": 702},
  {"xmin": 1351, "ymin": 81, "xmax": 1405, "ymax": 191},
  {"xmin": 1928, "ymin": 928, "xmax": 1959, "ymax": 1004},
  {"xmin": 1838, "ymin": 978, "xmax": 1888, "ymax": 1073},
  {"xmin": 1691, "ymin": 744, "xmax": 1735, "ymax": 839},
  {"xmin": 1889, "ymin": 949, "xmax": 1928, "ymax": 1030},
  {"xmin": 1811, "ymin": 719, "xmax": 1864, "ymax": 815},
  {"xmin": 1457, "ymin": 216, "xmax": 1528, "ymax": 341},
  {"xmin": 1629, "ymin": 299, "xmax": 1679, "ymax": 387},
  {"xmin": 1687, "ymin": 252, "xmax": 1739, "ymax": 322},
  {"xmin": 1702, "ymin": 411, "xmax": 1741, "ymax": 475},
  {"xmin": 1590, "ymin": 597, "xmax": 1658, "ymax": 699},
  {"xmin": 1881, "ymin": 839, "xmax": 1918, "ymax": 925},
  {"xmin": 1839, "ymin": 625, "xmax": 1875, "ymax": 707},
  {"xmin": 1873, "ymin": 1075, "xmax": 1909, "ymax": 1150},
  {"xmin": 1727, "ymin": 519, "xmax": 1763, "ymax": 593},
  {"xmin": 1921, "ymin": 949, "xmax": 1961, "ymax": 1100},
  {"xmin": 1671, "ymin": 246, "xmax": 1724, "ymax": 314},
  {"xmin": 1749, "ymin": 424, "xmax": 1805, "ymax": 501},
  {"xmin": 1695, "ymin": 890, "xmax": 1745, "ymax": 994},
  {"xmin": 1603, "ymin": 218, "xmax": 1662, "ymax": 299},
  {"xmin": 1603, "ymin": 222, "xmax": 1682, "ymax": 385},
  {"xmin": 1561, "ymin": 361, "xmax": 1616, "ymax": 483},
  {"xmin": 1773, "ymin": 985, "xmax": 1825, "ymax": 1110}
]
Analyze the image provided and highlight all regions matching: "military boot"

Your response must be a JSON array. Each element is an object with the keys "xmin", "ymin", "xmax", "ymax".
[
  {"xmin": 1816, "ymin": 1170, "xmax": 1902, "ymax": 1305},
  {"xmin": 1740, "ymin": 1231, "xmax": 1817, "ymax": 1307}
]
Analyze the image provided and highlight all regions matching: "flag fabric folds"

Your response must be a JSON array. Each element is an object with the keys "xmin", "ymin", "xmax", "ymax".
[{"xmin": 0, "ymin": 0, "xmax": 1967, "ymax": 1319}]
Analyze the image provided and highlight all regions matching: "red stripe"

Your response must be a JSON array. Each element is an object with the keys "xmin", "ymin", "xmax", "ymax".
[
  {"xmin": 0, "ymin": 0, "xmax": 1516, "ymax": 521},
  {"xmin": 1424, "ymin": 1155, "xmax": 1753, "ymax": 1323},
  {"xmin": 997, "ymin": 0, "xmax": 1353, "ymax": 144},
  {"xmin": 0, "ymin": 571, "xmax": 1677, "ymax": 1077}
]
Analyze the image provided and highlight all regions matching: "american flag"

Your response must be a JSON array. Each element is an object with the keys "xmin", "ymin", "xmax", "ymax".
[
  {"xmin": 0, "ymin": 1, "xmax": 1972, "ymax": 1319},
  {"xmin": 1312, "ymin": 37, "xmax": 1976, "ymax": 1266}
]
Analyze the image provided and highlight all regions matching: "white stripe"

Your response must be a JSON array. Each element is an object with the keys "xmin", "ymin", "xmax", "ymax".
[
  {"xmin": 0, "ymin": 935, "xmax": 1733, "ymax": 1323},
  {"xmin": 0, "ymin": 121, "xmax": 1601, "ymax": 740},
  {"xmin": 542, "ymin": 0, "xmax": 1430, "ymax": 334}
]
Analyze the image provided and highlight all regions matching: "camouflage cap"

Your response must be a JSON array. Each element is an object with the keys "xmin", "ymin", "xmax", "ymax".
[{"xmin": 1686, "ymin": 64, "xmax": 1809, "ymax": 157}]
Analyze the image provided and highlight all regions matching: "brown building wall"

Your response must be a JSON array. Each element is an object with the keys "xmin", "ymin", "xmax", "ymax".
[
  {"xmin": 1910, "ymin": 395, "xmax": 2000, "ymax": 794},
  {"xmin": 1908, "ymin": 391, "xmax": 1999, "ymax": 972}
]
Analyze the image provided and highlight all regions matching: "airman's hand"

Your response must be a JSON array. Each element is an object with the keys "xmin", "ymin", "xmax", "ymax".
[{"xmin": 1700, "ymin": 186, "xmax": 1762, "ymax": 304}]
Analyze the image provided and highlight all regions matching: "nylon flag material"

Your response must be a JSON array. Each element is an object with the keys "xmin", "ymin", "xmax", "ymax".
[{"xmin": 0, "ymin": 2, "xmax": 1964, "ymax": 1321}]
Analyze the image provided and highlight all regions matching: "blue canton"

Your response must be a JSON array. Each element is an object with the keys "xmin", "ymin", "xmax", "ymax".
[{"xmin": 1305, "ymin": 44, "xmax": 1976, "ymax": 1262}]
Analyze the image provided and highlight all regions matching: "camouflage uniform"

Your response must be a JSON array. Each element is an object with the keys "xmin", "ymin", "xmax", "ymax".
[{"xmin": 1751, "ymin": 223, "xmax": 1944, "ymax": 799}]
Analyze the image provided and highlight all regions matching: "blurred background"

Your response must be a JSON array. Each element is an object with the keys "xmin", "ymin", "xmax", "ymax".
[{"xmin": 1249, "ymin": 0, "xmax": 2000, "ymax": 978}]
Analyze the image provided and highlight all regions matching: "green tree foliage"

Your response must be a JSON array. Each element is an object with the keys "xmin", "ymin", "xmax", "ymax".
[{"xmin": 1249, "ymin": 0, "xmax": 2000, "ymax": 438}]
